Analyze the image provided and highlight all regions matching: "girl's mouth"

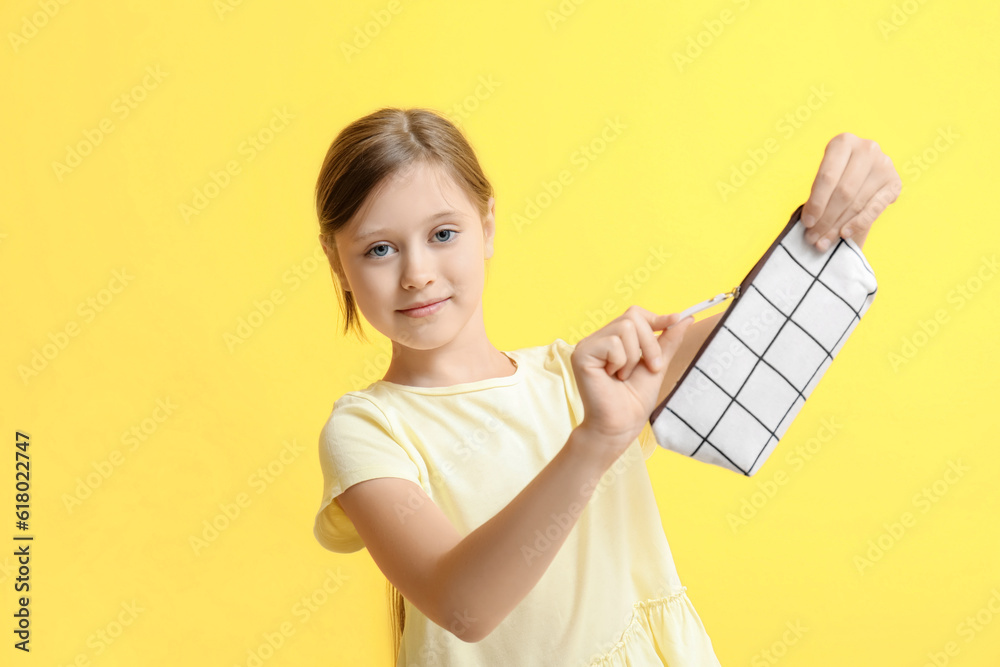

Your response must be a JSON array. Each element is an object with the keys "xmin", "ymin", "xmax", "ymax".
[{"xmin": 398, "ymin": 298, "xmax": 449, "ymax": 317}]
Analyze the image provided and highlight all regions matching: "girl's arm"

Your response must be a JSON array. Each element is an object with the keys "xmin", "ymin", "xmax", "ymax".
[{"xmin": 335, "ymin": 425, "xmax": 623, "ymax": 643}]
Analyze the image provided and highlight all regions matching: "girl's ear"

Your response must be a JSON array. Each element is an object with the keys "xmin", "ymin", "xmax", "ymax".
[{"xmin": 483, "ymin": 196, "xmax": 496, "ymax": 260}]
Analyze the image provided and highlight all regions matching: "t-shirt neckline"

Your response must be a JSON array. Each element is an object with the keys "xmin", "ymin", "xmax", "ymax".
[{"xmin": 372, "ymin": 350, "xmax": 523, "ymax": 395}]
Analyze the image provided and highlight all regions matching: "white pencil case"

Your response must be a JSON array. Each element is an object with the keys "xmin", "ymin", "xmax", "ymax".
[{"xmin": 649, "ymin": 205, "xmax": 878, "ymax": 476}]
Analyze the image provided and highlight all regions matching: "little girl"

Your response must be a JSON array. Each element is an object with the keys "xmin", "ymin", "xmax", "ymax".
[{"xmin": 311, "ymin": 107, "xmax": 899, "ymax": 666}]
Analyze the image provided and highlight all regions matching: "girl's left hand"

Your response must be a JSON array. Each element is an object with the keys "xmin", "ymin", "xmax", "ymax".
[{"xmin": 800, "ymin": 132, "xmax": 903, "ymax": 251}]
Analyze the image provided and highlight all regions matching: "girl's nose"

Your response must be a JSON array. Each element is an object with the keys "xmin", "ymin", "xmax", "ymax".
[{"xmin": 400, "ymin": 249, "xmax": 436, "ymax": 289}]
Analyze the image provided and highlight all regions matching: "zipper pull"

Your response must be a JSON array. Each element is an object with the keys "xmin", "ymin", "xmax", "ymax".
[{"xmin": 666, "ymin": 285, "xmax": 741, "ymax": 329}]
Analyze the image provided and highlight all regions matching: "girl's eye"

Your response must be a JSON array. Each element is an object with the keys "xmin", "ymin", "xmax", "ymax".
[{"xmin": 365, "ymin": 229, "xmax": 457, "ymax": 258}]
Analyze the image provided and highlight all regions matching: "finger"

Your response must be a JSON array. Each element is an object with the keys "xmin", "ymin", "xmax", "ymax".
[
  {"xmin": 801, "ymin": 134, "xmax": 853, "ymax": 230},
  {"xmin": 826, "ymin": 166, "xmax": 886, "ymax": 239},
  {"xmin": 596, "ymin": 335, "xmax": 628, "ymax": 378},
  {"xmin": 634, "ymin": 309, "xmax": 666, "ymax": 373},
  {"xmin": 838, "ymin": 179, "xmax": 901, "ymax": 241},
  {"xmin": 611, "ymin": 318, "xmax": 642, "ymax": 381},
  {"xmin": 631, "ymin": 311, "xmax": 667, "ymax": 373},
  {"xmin": 651, "ymin": 311, "xmax": 682, "ymax": 333},
  {"xmin": 656, "ymin": 313, "xmax": 693, "ymax": 363},
  {"xmin": 833, "ymin": 158, "xmax": 902, "ymax": 240},
  {"xmin": 645, "ymin": 311, "xmax": 687, "ymax": 370},
  {"xmin": 656, "ymin": 312, "xmax": 693, "ymax": 329},
  {"xmin": 805, "ymin": 148, "xmax": 872, "ymax": 250},
  {"xmin": 610, "ymin": 305, "xmax": 664, "ymax": 378}
]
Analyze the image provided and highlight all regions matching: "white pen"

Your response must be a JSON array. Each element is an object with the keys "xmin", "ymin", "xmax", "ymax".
[{"xmin": 665, "ymin": 286, "xmax": 741, "ymax": 329}]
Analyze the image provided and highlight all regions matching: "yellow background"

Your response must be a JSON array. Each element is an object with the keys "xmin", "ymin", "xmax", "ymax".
[{"xmin": 3, "ymin": 1, "xmax": 998, "ymax": 665}]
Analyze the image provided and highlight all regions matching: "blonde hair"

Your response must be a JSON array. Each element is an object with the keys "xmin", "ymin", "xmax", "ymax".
[{"xmin": 314, "ymin": 107, "xmax": 496, "ymax": 661}]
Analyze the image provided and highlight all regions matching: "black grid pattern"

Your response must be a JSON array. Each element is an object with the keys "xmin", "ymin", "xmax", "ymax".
[{"xmin": 652, "ymin": 221, "xmax": 877, "ymax": 476}]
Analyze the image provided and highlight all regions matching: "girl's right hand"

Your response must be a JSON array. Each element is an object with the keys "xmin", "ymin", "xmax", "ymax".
[{"xmin": 570, "ymin": 306, "xmax": 694, "ymax": 460}]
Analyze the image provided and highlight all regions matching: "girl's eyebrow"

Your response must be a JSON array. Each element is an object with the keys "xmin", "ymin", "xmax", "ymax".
[{"xmin": 353, "ymin": 210, "xmax": 461, "ymax": 242}]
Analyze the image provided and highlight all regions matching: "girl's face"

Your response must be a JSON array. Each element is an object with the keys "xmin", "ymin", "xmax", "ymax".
[{"xmin": 327, "ymin": 160, "xmax": 495, "ymax": 351}]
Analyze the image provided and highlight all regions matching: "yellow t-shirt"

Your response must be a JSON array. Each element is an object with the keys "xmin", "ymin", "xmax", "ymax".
[{"xmin": 314, "ymin": 338, "xmax": 723, "ymax": 667}]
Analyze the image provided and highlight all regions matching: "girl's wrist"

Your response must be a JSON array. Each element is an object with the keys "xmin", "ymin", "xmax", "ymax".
[{"xmin": 569, "ymin": 423, "xmax": 634, "ymax": 473}]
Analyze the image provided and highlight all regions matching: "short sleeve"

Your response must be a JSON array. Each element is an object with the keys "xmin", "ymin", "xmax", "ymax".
[
  {"xmin": 313, "ymin": 393, "xmax": 423, "ymax": 553},
  {"xmin": 549, "ymin": 338, "xmax": 585, "ymax": 426},
  {"xmin": 639, "ymin": 420, "xmax": 657, "ymax": 461}
]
